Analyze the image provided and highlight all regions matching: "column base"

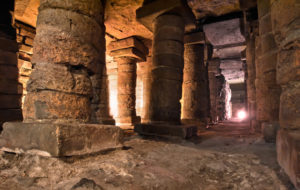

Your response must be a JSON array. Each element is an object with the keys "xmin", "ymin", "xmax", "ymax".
[
  {"xmin": 116, "ymin": 116, "xmax": 141, "ymax": 130},
  {"xmin": 277, "ymin": 129, "xmax": 300, "ymax": 189},
  {"xmin": 134, "ymin": 123, "xmax": 197, "ymax": 139},
  {"xmin": 181, "ymin": 118, "xmax": 208, "ymax": 127},
  {"xmin": 0, "ymin": 122, "xmax": 123, "ymax": 157}
]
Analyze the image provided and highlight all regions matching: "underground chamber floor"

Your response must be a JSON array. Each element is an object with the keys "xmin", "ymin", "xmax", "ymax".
[{"xmin": 0, "ymin": 121, "xmax": 296, "ymax": 190}]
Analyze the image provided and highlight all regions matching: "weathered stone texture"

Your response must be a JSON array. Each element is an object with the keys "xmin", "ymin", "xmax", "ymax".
[
  {"xmin": 23, "ymin": 0, "xmax": 105, "ymax": 122},
  {"xmin": 182, "ymin": 43, "xmax": 209, "ymax": 125},
  {"xmin": 0, "ymin": 122, "xmax": 123, "ymax": 157},
  {"xmin": 148, "ymin": 14, "xmax": 184, "ymax": 124}
]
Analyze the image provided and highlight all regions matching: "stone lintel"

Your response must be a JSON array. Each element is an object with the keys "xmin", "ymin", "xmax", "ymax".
[
  {"xmin": 134, "ymin": 123, "xmax": 197, "ymax": 139},
  {"xmin": 136, "ymin": 0, "xmax": 195, "ymax": 32},
  {"xmin": 184, "ymin": 32, "xmax": 205, "ymax": 45},
  {"xmin": 0, "ymin": 122, "xmax": 123, "ymax": 157},
  {"xmin": 108, "ymin": 37, "xmax": 149, "ymax": 56},
  {"xmin": 277, "ymin": 129, "xmax": 300, "ymax": 190},
  {"xmin": 110, "ymin": 48, "xmax": 146, "ymax": 62}
]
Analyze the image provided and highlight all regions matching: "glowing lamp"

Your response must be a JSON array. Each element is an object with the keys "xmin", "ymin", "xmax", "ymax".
[{"xmin": 237, "ymin": 110, "xmax": 247, "ymax": 120}]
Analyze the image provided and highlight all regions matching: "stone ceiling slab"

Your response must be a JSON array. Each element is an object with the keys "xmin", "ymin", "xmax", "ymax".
[
  {"xmin": 187, "ymin": 0, "xmax": 241, "ymax": 19},
  {"xmin": 203, "ymin": 18, "xmax": 245, "ymax": 46},
  {"xmin": 15, "ymin": 0, "xmax": 39, "ymax": 27}
]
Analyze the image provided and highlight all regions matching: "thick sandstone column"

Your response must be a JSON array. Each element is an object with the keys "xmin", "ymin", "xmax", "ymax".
[
  {"xmin": 270, "ymin": 0, "xmax": 300, "ymax": 188},
  {"xmin": 108, "ymin": 37, "xmax": 148, "ymax": 128},
  {"xmin": 255, "ymin": 0, "xmax": 281, "ymax": 132},
  {"xmin": 148, "ymin": 13, "xmax": 185, "ymax": 124},
  {"xmin": 0, "ymin": 1, "xmax": 22, "ymax": 129},
  {"xmin": 0, "ymin": 0, "xmax": 123, "ymax": 157},
  {"xmin": 182, "ymin": 42, "xmax": 209, "ymax": 126},
  {"xmin": 23, "ymin": 0, "xmax": 106, "ymax": 123}
]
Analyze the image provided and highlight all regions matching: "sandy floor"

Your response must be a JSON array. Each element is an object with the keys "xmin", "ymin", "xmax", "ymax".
[{"xmin": 0, "ymin": 121, "xmax": 296, "ymax": 190}]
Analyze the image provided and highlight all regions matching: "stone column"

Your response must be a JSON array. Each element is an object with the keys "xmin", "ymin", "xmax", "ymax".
[
  {"xmin": 108, "ymin": 37, "xmax": 148, "ymax": 129},
  {"xmin": 0, "ymin": 0, "xmax": 123, "ymax": 157},
  {"xmin": 148, "ymin": 13, "xmax": 185, "ymax": 124},
  {"xmin": 256, "ymin": 0, "xmax": 281, "ymax": 136},
  {"xmin": 270, "ymin": 0, "xmax": 300, "ymax": 189},
  {"xmin": 246, "ymin": 22, "xmax": 258, "ymax": 132},
  {"xmin": 140, "ymin": 56, "xmax": 152, "ymax": 123},
  {"xmin": 0, "ymin": 1, "xmax": 22, "ymax": 130},
  {"xmin": 182, "ymin": 35, "xmax": 209, "ymax": 126},
  {"xmin": 208, "ymin": 59, "xmax": 221, "ymax": 123}
]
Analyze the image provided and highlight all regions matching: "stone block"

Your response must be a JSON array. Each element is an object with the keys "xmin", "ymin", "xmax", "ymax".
[
  {"xmin": 19, "ymin": 44, "xmax": 33, "ymax": 54},
  {"xmin": 259, "ymin": 51, "xmax": 277, "ymax": 73},
  {"xmin": 17, "ymin": 59, "xmax": 32, "ymax": 70},
  {"xmin": 257, "ymin": 0, "xmax": 271, "ymax": 18},
  {"xmin": 24, "ymin": 37, "xmax": 34, "ymax": 46},
  {"xmin": 136, "ymin": 0, "xmax": 195, "ymax": 32},
  {"xmin": 108, "ymin": 37, "xmax": 148, "ymax": 56},
  {"xmin": 27, "ymin": 62, "xmax": 92, "ymax": 95},
  {"xmin": 259, "ymin": 13, "xmax": 273, "ymax": 35},
  {"xmin": 110, "ymin": 48, "xmax": 146, "ymax": 62},
  {"xmin": 260, "ymin": 33, "xmax": 277, "ymax": 54},
  {"xmin": 0, "ymin": 122, "xmax": 123, "ymax": 157},
  {"xmin": 280, "ymin": 84, "xmax": 300, "ymax": 130},
  {"xmin": 277, "ymin": 48, "xmax": 300, "ymax": 85},
  {"xmin": 262, "ymin": 122, "xmax": 279, "ymax": 142},
  {"xmin": 271, "ymin": 0, "xmax": 300, "ymax": 47},
  {"xmin": 134, "ymin": 123, "xmax": 197, "ymax": 139},
  {"xmin": 19, "ymin": 28, "xmax": 35, "ymax": 39},
  {"xmin": 153, "ymin": 40, "xmax": 184, "ymax": 56},
  {"xmin": 23, "ymin": 91, "xmax": 91, "ymax": 122},
  {"xmin": 277, "ymin": 129, "xmax": 300, "ymax": 189},
  {"xmin": 184, "ymin": 31, "xmax": 205, "ymax": 44},
  {"xmin": 39, "ymin": 0, "xmax": 104, "ymax": 24}
]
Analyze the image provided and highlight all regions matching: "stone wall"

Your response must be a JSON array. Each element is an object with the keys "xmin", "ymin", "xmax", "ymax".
[
  {"xmin": 15, "ymin": 21, "xmax": 35, "ymax": 107},
  {"xmin": 255, "ymin": 0, "xmax": 281, "ymax": 129},
  {"xmin": 0, "ymin": 3, "xmax": 23, "ymax": 129}
]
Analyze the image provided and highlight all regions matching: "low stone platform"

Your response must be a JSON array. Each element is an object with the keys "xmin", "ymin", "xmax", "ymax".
[
  {"xmin": 134, "ymin": 123, "xmax": 197, "ymax": 139},
  {"xmin": 0, "ymin": 122, "xmax": 123, "ymax": 157},
  {"xmin": 277, "ymin": 129, "xmax": 300, "ymax": 189}
]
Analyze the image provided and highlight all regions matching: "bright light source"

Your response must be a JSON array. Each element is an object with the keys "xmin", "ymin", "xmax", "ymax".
[{"xmin": 237, "ymin": 110, "xmax": 247, "ymax": 120}]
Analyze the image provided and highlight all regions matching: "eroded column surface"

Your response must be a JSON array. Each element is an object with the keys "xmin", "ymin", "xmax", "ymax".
[
  {"xmin": 109, "ymin": 37, "xmax": 148, "ymax": 128},
  {"xmin": 0, "ymin": 0, "xmax": 123, "ymax": 157},
  {"xmin": 208, "ymin": 59, "xmax": 220, "ymax": 123},
  {"xmin": 0, "ymin": 1, "xmax": 22, "ymax": 129},
  {"xmin": 23, "ymin": 0, "xmax": 106, "ymax": 123},
  {"xmin": 270, "ymin": 0, "xmax": 300, "ymax": 188},
  {"xmin": 148, "ymin": 14, "xmax": 185, "ymax": 124},
  {"xmin": 182, "ymin": 43, "xmax": 209, "ymax": 126}
]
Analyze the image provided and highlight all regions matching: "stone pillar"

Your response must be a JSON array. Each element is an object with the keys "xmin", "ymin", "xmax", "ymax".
[
  {"xmin": 108, "ymin": 37, "xmax": 148, "ymax": 129},
  {"xmin": 0, "ymin": 1, "xmax": 23, "ymax": 130},
  {"xmin": 0, "ymin": 0, "xmax": 123, "ymax": 157},
  {"xmin": 106, "ymin": 57, "xmax": 118, "ymax": 119},
  {"xmin": 182, "ymin": 37, "xmax": 209, "ymax": 126},
  {"xmin": 140, "ymin": 56, "xmax": 153, "ymax": 123},
  {"xmin": 246, "ymin": 22, "xmax": 258, "ymax": 132},
  {"xmin": 135, "ymin": 1, "xmax": 197, "ymax": 138},
  {"xmin": 148, "ymin": 13, "xmax": 185, "ymax": 124},
  {"xmin": 256, "ymin": 0, "xmax": 281, "ymax": 133},
  {"xmin": 208, "ymin": 59, "xmax": 221, "ymax": 123},
  {"xmin": 136, "ymin": 63, "xmax": 144, "ymax": 118},
  {"xmin": 270, "ymin": 0, "xmax": 300, "ymax": 188}
]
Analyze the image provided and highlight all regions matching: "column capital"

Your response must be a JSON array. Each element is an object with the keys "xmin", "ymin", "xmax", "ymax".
[
  {"xmin": 136, "ymin": 0, "xmax": 195, "ymax": 32},
  {"xmin": 108, "ymin": 37, "xmax": 148, "ymax": 62}
]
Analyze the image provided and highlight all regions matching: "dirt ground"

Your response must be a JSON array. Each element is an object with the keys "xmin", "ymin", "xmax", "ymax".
[{"xmin": 0, "ymin": 121, "xmax": 296, "ymax": 190}]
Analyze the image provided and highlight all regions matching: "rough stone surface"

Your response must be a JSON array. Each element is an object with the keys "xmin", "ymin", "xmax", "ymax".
[
  {"xmin": 0, "ymin": 122, "xmax": 123, "ymax": 157},
  {"xmin": 135, "ymin": 124, "xmax": 197, "ymax": 139},
  {"xmin": 277, "ymin": 129, "xmax": 300, "ymax": 189},
  {"xmin": 0, "ymin": 122, "xmax": 295, "ymax": 190},
  {"xmin": 262, "ymin": 122, "xmax": 279, "ymax": 143}
]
